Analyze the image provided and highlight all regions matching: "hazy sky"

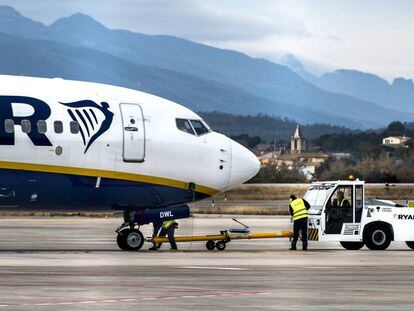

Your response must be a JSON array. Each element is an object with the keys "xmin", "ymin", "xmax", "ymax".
[{"xmin": 2, "ymin": 0, "xmax": 414, "ymax": 80}]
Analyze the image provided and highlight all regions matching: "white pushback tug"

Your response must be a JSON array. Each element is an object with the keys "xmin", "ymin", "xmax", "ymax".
[
  {"xmin": 153, "ymin": 179, "xmax": 414, "ymax": 251},
  {"xmin": 305, "ymin": 179, "xmax": 414, "ymax": 250}
]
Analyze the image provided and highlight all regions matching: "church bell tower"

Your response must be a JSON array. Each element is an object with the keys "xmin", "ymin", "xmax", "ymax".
[{"xmin": 291, "ymin": 125, "xmax": 306, "ymax": 153}]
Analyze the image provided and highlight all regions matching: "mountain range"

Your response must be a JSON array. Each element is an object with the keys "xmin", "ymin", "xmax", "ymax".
[
  {"xmin": 282, "ymin": 54, "xmax": 414, "ymax": 114},
  {"xmin": 0, "ymin": 5, "xmax": 413, "ymax": 129}
]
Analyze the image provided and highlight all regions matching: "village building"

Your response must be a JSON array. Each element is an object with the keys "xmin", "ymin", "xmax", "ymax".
[
  {"xmin": 258, "ymin": 125, "xmax": 329, "ymax": 180},
  {"xmin": 382, "ymin": 136, "xmax": 411, "ymax": 148}
]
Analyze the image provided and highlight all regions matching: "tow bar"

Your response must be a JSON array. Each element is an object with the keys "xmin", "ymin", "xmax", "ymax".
[{"xmin": 147, "ymin": 218, "xmax": 293, "ymax": 251}]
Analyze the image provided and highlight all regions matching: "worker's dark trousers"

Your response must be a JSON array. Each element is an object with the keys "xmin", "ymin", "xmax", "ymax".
[
  {"xmin": 157, "ymin": 226, "xmax": 177, "ymax": 250},
  {"xmin": 291, "ymin": 218, "xmax": 308, "ymax": 250}
]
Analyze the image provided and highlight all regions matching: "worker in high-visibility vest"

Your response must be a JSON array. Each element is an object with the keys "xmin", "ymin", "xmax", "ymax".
[
  {"xmin": 289, "ymin": 194, "xmax": 311, "ymax": 251},
  {"xmin": 149, "ymin": 220, "xmax": 163, "ymax": 251},
  {"xmin": 149, "ymin": 219, "xmax": 178, "ymax": 250},
  {"xmin": 338, "ymin": 191, "xmax": 351, "ymax": 208}
]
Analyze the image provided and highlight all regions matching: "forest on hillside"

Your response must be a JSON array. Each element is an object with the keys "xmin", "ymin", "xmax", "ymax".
[{"xmin": 199, "ymin": 111, "xmax": 351, "ymax": 142}]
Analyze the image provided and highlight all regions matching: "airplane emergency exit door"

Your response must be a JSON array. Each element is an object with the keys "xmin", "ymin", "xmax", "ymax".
[{"xmin": 120, "ymin": 103, "xmax": 145, "ymax": 162}]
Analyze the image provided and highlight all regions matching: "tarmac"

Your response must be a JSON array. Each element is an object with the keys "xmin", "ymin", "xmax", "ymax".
[{"xmin": 0, "ymin": 216, "xmax": 414, "ymax": 310}]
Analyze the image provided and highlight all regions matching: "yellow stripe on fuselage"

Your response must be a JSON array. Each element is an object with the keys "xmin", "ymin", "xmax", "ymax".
[{"xmin": 0, "ymin": 160, "xmax": 219, "ymax": 196}]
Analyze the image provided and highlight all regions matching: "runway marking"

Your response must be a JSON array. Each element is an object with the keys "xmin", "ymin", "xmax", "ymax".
[
  {"xmin": 0, "ymin": 291, "xmax": 269, "ymax": 307},
  {"xmin": 307, "ymin": 266, "xmax": 336, "ymax": 269},
  {"xmin": 181, "ymin": 266, "xmax": 249, "ymax": 271},
  {"xmin": 0, "ymin": 280, "xmax": 225, "ymax": 292}
]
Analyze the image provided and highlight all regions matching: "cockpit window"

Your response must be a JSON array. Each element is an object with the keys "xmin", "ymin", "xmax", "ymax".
[
  {"xmin": 190, "ymin": 120, "xmax": 209, "ymax": 136},
  {"xmin": 176, "ymin": 118, "xmax": 195, "ymax": 135}
]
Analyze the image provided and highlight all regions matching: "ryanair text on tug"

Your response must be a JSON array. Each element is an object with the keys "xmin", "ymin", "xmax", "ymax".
[{"xmin": 0, "ymin": 75, "xmax": 260, "ymax": 250}]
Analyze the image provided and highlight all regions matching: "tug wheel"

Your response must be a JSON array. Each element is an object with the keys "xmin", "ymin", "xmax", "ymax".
[
  {"xmin": 117, "ymin": 229, "xmax": 144, "ymax": 251},
  {"xmin": 340, "ymin": 241, "xmax": 364, "ymax": 250},
  {"xmin": 215, "ymin": 240, "xmax": 226, "ymax": 251},
  {"xmin": 206, "ymin": 240, "xmax": 216, "ymax": 251},
  {"xmin": 406, "ymin": 241, "xmax": 414, "ymax": 250},
  {"xmin": 364, "ymin": 225, "xmax": 391, "ymax": 250}
]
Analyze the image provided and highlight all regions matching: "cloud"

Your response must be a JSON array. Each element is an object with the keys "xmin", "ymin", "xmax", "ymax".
[
  {"xmin": 1, "ymin": 0, "xmax": 309, "ymax": 41},
  {"xmin": 136, "ymin": 0, "xmax": 309, "ymax": 41}
]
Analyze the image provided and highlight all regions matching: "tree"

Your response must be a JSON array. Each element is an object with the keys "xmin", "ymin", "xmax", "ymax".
[
  {"xmin": 230, "ymin": 134, "xmax": 261, "ymax": 149},
  {"xmin": 382, "ymin": 121, "xmax": 406, "ymax": 137},
  {"xmin": 248, "ymin": 163, "xmax": 307, "ymax": 183}
]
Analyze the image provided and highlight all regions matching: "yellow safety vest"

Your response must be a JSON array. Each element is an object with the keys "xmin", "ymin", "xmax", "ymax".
[
  {"xmin": 291, "ymin": 198, "xmax": 309, "ymax": 221},
  {"xmin": 339, "ymin": 198, "xmax": 349, "ymax": 207},
  {"xmin": 162, "ymin": 220, "xmax": 177, "ymax": 229}
]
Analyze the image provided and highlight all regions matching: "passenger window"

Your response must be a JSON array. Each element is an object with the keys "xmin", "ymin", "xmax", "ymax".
[
  {"xmin": 70, "ymin": 121, "xmax": 79, "ymax": 134},
  {"xmin": 54, "ymin": 121, "xmax": 63, "ymax": 134},
  {"xmin": 37, "ymin": 120, "xmax": 47, "ymax": 134},
  {"xmin": 4, "ymin": 119, "xmax": 14, "ymax": 133},
  {"xmin": 176, "ymin": 118, "xmax": 195, "ymax": 135},
  {"xmin": 21, "ymin": 120, "xmax": 31, "ymax": 133},
  {"xmin": 190, "ymin": 120, "xmax": 209, "ymax": 136}
]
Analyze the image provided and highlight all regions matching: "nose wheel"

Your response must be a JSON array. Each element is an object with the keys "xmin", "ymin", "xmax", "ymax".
[{"xmin": 116, "ymin": 228, "xmax": 144, "ymax": 251}]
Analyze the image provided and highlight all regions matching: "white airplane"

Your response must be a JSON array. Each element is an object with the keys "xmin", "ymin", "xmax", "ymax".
[{"xmin": 0, "ymin": 75, "xmax": 260, "ymax": 250}]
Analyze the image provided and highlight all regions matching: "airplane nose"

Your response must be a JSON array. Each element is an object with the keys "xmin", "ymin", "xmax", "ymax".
[{"xmin": 228, "ymin": 139, "xmax": 260, "ymax": 189}]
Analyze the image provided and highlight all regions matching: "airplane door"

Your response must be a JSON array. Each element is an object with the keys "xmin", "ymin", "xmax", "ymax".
[{"xmin": 120, "ymin": 103, "xmax": 145, "ymax": 162}]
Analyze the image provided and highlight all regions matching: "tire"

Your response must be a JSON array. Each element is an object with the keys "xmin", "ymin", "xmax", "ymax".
[
  {"xmin": 364, "ymin": 226, "xmax": 392, "ymax": 250},
  {"xmin": 406, "ymin": 241, "xmax": 414, "ymax": 250},
  {"xmin": 117, "ymin": 232, "xmax": 129, "ymax": 250},
  {"xmin": 206, "ymin": 240, "xmax": 216, "ymax": 251},
  {"xmin": 117, "ymin": 229, "xmax": 144, "ymax": 251},
  {"xmin": 340, "ymin": 241, "xmax": 364, "ymax": 250},
  {"xmin": 216, "ymin": 240, "xmax": 226, "ymax": 251}
]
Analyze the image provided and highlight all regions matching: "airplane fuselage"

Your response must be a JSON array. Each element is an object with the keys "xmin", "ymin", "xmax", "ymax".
[{"xmin": 0, "ymin": 75, "xmax": 259, "ymax": 212}]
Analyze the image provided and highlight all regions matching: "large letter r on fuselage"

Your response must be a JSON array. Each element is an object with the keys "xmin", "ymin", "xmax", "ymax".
[{"xmin": 0, "ymin": 96, "xmax": 52, "ymax": 146}]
